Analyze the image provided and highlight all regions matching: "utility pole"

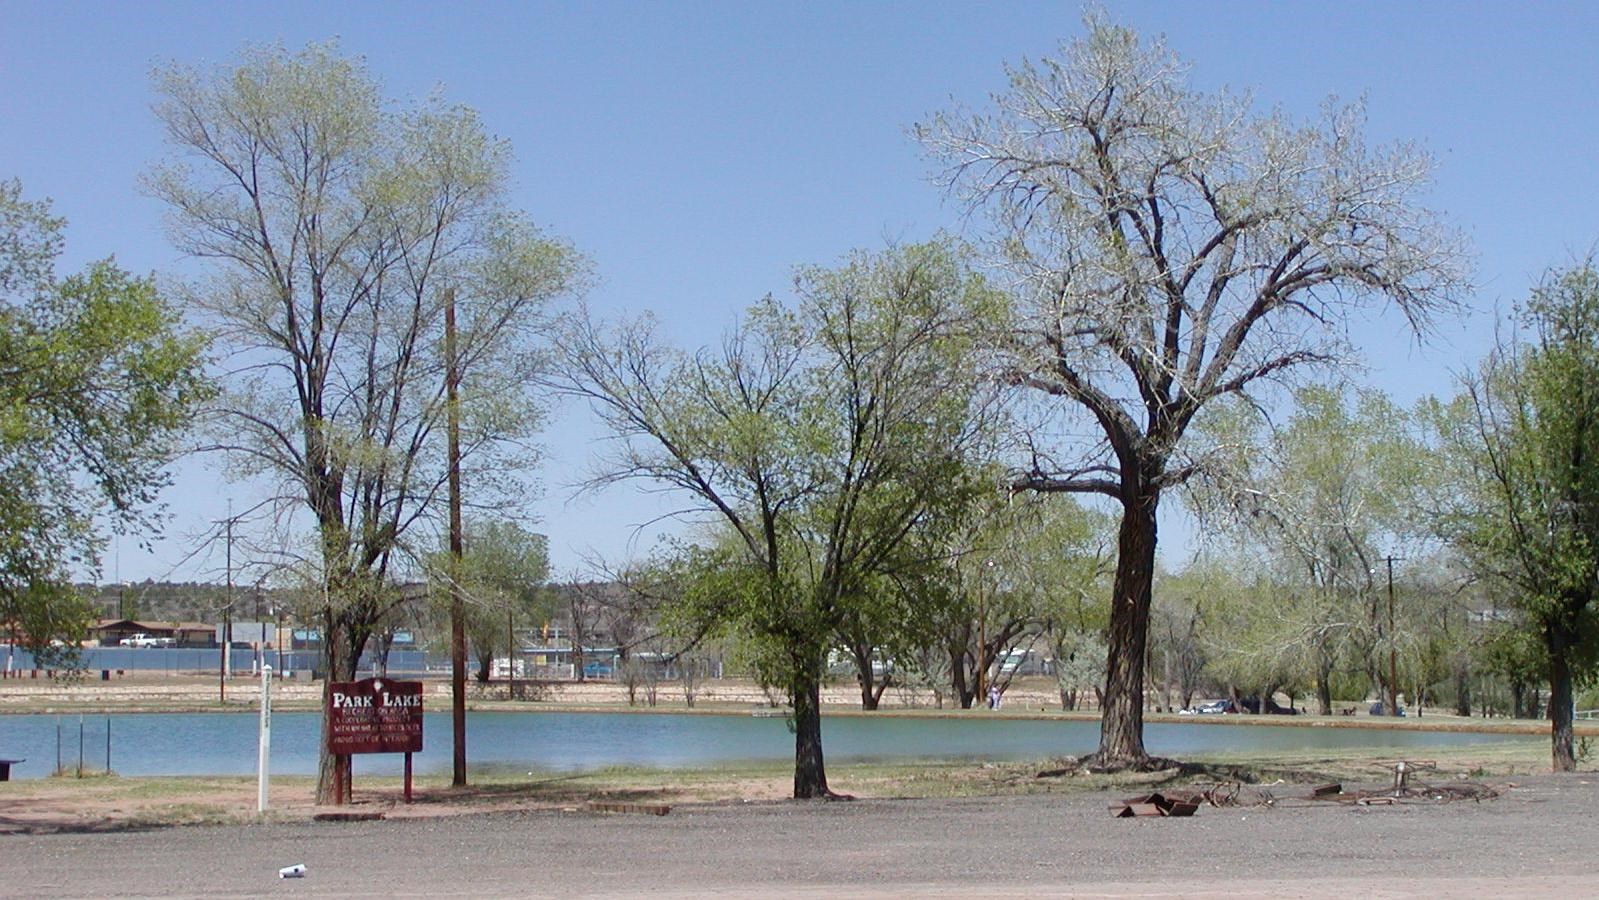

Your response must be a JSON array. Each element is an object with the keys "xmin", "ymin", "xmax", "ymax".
[
  {"xmin": 976, "ymin": 587, "xmax": 986, "ymax": 703},
  {"xmin": 222, "ymin": 501, "xmax": 233, "ymax": 704},
  {"xmin": 1384, "ymin": 555, "xmax": 1402, "ymax": 717},
  {"xmin": 445, "ymin": 287, "xmax": 467, "ymax": 787}
]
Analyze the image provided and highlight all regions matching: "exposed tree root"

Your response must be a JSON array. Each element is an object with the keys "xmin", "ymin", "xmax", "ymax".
[
  {"xmin": 1035, "ymin": 754, "xmax": 1341, "ymax": 785},
  {"xmin": 792, "ymin": 788, "xmax": 857, "ymax": 801}
]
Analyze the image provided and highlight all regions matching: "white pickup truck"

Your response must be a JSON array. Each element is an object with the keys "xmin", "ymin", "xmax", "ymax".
[{"xmin": 120, "ymin": 633, "xmax": 176, "ymax": 648}]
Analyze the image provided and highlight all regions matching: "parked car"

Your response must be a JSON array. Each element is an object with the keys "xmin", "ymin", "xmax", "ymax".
[
  {"xmin": 120, "ymin": 633, "xmax": 176, "ymax": 648},
  {"xmin": 1194, "ymin": 699, "xmax": 1233, "ymax": 714}
]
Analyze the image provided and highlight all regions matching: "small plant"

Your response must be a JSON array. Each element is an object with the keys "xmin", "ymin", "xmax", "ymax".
[{"xmin": 1577, "ymin": 736, "xmax": 1593, "ymax": 766}]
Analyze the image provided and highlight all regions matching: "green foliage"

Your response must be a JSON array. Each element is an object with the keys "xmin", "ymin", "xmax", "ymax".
[
  {"xmin": 1188, "ymin": 385, "xmax": 1430, "ymax": 711},
  {"xmin": 428, "ymin": 520, "xmax": 551, "ymax": 676},
  {"xmin": 1432, "ymin": 261, "xmax": 1599, "ymax": 766},
  {"xmin": 148, "ymin": 40, "xmax": 582, "ymax": 682},
  {"xmin": 1325, "ymin": 670, "xmax": 1371, "ymax": 704},
  {"xmin": 0, "ymin": 179, "xmax": 209, "ymax": 658},
  {"xmin": 1440, "ymin": 264, "xmax": 1599, "ymax": 674},
  {"xmin": 557, "ymin": 239, "xmax": 997, "ymax": 792}
]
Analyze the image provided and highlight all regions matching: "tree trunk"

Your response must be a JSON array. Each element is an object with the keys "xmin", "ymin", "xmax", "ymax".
[
  {"xmin": 375, "ymin": 632, "xmax": 393, "ymax": 677},
  {"xmin": 1454, "ymin": 658, "xmax": 1472, "ymax": 717},
  {"xmin": 1160, "ymin": 644, "xmax": 1173, "ymax": 713},
  {"xmin": 949, "ymin": 639, "xmax": 975, "ymax": 709},
  {"xmin": 1315, "ymin": 649, "xmax": 1333, "ymax": 716},
  {"xmin": 1096, "ymin": 492, "xmax": 1157, "ymax": 766},
  {"xmin": 791, "ymin": 659, "xmax": 831, "ymax": 798},
  {"xmin": 852, "ymin": 644, "xmax": 881, "ymax": 710},
  {"xmin": 1548, "ymin": 623, "xmax": 1577, "ymax": 772},
  {"xmin": 315, "ymin": 611, "xmax": 361, "ymax": 805}
]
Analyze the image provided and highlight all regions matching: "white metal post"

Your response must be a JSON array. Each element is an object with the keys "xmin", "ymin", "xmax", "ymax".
[{"xmin": 257, "ymin": 664, "xmax": 272, "ymax": 813}]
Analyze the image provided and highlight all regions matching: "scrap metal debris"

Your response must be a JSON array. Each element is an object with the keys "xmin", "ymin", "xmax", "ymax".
[
  {"xmin": 1113, "ymin": 761, "xmax": 1501, "ymax": 818},
  {"xmin": 1108, "ymin": 792, "xmax": 1199, "ymax": 817},
  {"xmin": 1302, "ymin": 761, "xmax": 1501, "ymax": 806}
]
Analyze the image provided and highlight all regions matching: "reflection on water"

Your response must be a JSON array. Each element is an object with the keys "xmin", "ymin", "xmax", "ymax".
[{"xmin": 0, "ymin": 710, "xmax": 1535, "ymax": 781}]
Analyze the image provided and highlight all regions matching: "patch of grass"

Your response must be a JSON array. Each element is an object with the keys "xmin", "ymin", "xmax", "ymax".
[{"xmin": 122, "ymin": 802, "xmax": 247, "ymax": 828}]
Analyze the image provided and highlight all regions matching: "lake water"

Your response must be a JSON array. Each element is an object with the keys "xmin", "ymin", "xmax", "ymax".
[{"xmin": 0, "ymin": 711, "xmax": 1535, "ymax": 781}]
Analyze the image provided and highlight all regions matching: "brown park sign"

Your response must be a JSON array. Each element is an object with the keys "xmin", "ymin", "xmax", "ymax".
[{"xmin": 327, "ymin": 677, "xmax": 423, "ymax": 755}]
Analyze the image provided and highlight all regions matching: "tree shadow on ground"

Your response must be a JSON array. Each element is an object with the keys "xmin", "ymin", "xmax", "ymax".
[{"xmin": 404, "ymin": 776, "xmax": 675, "ymax": 808}]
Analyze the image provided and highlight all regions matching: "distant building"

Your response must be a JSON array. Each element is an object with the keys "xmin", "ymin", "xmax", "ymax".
[{"xmin": 88, "ymin": 619, "xmax": 218, "ymax": 648}]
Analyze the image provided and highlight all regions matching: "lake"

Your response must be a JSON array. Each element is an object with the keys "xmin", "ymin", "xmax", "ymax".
[{"xmin": 0, "ymin": 711, "xmax": 1536, "ymax": 781}]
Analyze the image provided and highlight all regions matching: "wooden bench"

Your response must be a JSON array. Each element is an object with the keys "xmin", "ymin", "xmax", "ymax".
[{"xmin": 0, "ymin": 758, "xmax": 23, "ymax": 781}]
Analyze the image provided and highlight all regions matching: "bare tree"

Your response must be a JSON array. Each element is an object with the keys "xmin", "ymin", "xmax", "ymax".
[
  {"xmin": 561, "ymin": 579, "xmax": 611, "ymax": 681},
  {"xmin": 918, "ymin": 14, "xmax": 1465, "ymax": 766}
]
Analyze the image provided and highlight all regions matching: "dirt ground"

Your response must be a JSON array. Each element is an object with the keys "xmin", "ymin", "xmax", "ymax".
[{"xmin": 2, "ymin": 773, "xmax": 1594, "ymax": 898}]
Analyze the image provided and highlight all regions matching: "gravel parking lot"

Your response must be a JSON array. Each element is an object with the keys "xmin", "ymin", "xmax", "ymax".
[{"xmin": 3, "ymin": 774, "xmax": 1593, "ymax": 898}]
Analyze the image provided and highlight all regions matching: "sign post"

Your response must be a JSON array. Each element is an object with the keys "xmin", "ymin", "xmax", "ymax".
[
  {"xmin": 327, "ymin": 678, "xmax": 424, "ymax": 802},
  {"xmin": 257, "ymin": 664, "xmax": 271, "ymax": 813}
]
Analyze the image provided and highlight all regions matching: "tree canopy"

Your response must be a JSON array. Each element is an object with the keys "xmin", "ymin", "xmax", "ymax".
[
  {"xmin": 1432, "ymin": 262, "xmax": 1599, "ymax": 770},
  {"xmin": 0, "ymin": 179, "xmax": 210, "ymax": 665},
  {"xmin": 554, "ymin": 239, "xmax": 999, "ymax": 797},
  {"xmin": 917, "ymin": 11, "xmax": 1467, "ymax": 766},
  {"xmin": 147, "ymin": 42, "xmax": 584, "ymax": 802}
]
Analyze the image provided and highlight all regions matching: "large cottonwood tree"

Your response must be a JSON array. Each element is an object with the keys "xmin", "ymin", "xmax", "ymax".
[
  {"xmin": 148, "ymin": 44, "xmax": 582, "ymax": 802},
  {"xmin": 918, "ymin": 15, "xmax": 1466, "ymax": 766}
]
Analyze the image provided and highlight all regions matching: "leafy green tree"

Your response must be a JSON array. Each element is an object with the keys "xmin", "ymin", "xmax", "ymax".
[
  {"xmin": 918, "ymin": 15, "xmax": 1466, "ymax": 765},
  {"xmin": 1433, "ymin": 263, "xmax": 1599, "ymax": 770},
  {"xmin": 1191, "ymin": 386, "xmax": 1425, "ymax": 714},
  {"xmin": 0, "ymin": 179, "xmax": 209, "ymax": 666},
  {"xmin": 148, "ymin": 43, "xmax": 584, "ymax": 802},
  {"xmin": 555, "ymin": 240, "xmax": 995, "ymax": 797},
  {"xmin": 1148, "ymin": 567, "xmax": 1211, "ymax": 712},
  {"xmin": 920, "ymin": 492, "xmax": 1113, "ymax": 710},
  {"xmin": 429, "ymin": 520, "xmax": 550, "ymax": 683}
]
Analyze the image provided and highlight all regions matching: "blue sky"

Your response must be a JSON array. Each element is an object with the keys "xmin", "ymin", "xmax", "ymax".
[{"xmin": 3, "ymin": 1, "xmax": 1597, "ymax": 584}]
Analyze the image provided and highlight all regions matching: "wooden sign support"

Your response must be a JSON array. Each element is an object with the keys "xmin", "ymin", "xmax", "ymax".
[{"xmin": 326, "ymin": 678, "xmax": 424, "ymax": 804}]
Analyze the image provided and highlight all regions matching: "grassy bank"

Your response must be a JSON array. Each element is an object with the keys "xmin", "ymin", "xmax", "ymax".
[{"xmin": 0, "ymin": 737, "xmax": 1567, "ymax": 834}]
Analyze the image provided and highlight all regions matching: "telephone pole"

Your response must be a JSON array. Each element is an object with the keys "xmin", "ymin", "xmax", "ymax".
[
  {"xmin": 221, "ymin": 500, "xmax": 234, "ymax": 703},
  {"xmin": 446, "ymin": 288, "xmax": 467, "ymax": 787},
  {"xmin": 1384, "ymin": 555, "xmax": 1402, "ymax": 717}
]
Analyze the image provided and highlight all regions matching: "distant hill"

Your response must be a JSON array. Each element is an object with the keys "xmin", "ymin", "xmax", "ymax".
[{"xmin": 80, "ymin": 582, "xmax": 306, "ymax": 624}]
